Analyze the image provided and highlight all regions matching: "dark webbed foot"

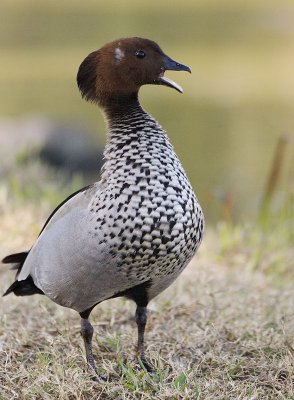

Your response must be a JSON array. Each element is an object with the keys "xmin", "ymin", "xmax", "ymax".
[
  {"xmin": 135, "ymin": 305, "xmax": 153, "ymax": 373},
  {"xmin": 139, "ymin": 356, "xmax": 153, "ymax": 373}
]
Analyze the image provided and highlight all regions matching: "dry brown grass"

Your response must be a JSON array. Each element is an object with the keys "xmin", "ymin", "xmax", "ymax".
[{"xmin": 0, "ymin": 199, "xmax": 293, "ymax": 399}]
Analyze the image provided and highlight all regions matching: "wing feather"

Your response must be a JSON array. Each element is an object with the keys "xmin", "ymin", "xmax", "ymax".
[{"xmin": 2, "ymin": 183, "xmax": 97, "ymax": 278}]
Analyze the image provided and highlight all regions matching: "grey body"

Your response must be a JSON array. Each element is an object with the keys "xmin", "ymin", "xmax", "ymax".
[{"xmin": 19, "ymin": 108, "xmax": 204, "ymax": 313}]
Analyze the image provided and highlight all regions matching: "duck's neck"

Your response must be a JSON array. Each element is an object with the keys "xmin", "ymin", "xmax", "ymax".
[
  {"xmin": 100, "ymin": 95, "xmax": 177, "ymax": 186},
  {"xmin": 100, "ymin": 93, "xmax": 141, "ymax": 123},
  {"xmin": 102, "ymin": 94, "xmax": 165, "ymax": 140}
]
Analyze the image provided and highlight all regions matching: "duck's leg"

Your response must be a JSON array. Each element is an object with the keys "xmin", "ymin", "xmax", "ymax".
[
  {"xmin": 79, "ymin": 306, "xmax": 99, "ymax": 375},
  {"xmin": 80, "ymin": 317, "xmax": 97, "ymax": 373},
  {"xmin": 135, "ymin": 305, "xmax": 153, "ymax": 372}
]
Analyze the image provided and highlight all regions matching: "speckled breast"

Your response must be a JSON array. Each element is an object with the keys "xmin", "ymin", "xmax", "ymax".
[{"xmin": 90, "ymin": 112, "xmax": 204, "ymax": 287}]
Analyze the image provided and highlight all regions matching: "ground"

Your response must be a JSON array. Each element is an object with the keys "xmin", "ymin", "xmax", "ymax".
[{"xmin": 0, "ymin": 194, "xmax": 293, "ymax": 400}]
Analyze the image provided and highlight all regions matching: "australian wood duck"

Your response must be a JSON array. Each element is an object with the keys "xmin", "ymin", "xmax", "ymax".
[{"xmin": 3, "ymin": 37, "xmax": 204, "ymax": 374}]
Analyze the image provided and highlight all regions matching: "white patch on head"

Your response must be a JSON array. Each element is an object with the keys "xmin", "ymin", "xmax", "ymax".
[{"xmin": 114, "ymin": 47, "xmax": 125, "ymax": 63}]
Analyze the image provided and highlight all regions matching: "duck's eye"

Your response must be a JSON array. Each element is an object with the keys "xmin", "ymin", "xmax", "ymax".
[{"xmin": 135, "ymin": 50, "xmax": 146, "ymax": 59}]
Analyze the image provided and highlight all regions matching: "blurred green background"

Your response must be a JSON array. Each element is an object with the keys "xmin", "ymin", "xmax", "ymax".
[{"xmin": 1, "ymin": 0, "xmax": 293, "ymax": 223}]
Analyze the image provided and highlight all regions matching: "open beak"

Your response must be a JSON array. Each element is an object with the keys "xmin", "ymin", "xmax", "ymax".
[{"xmin": 158, "ymin": 55, "xmax": 191, "ymax": 93}]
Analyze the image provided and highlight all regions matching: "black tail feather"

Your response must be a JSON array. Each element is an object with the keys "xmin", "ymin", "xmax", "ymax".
[
  {"xmin": 2, "ymin": 251, "xmax": 29, "ymax": 264},
  {"xmin": 3, "ymin": 276, "xmax": 44, "ymax": 297},
  {"xmin": 2, "ymin": 251, "xmax": 29, "ymax": 276}
]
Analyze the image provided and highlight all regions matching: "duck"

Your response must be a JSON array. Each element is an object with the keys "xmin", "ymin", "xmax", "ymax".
[{"xmin": 2, "ymin": 37, "xmax": 204, "ymax": 374}]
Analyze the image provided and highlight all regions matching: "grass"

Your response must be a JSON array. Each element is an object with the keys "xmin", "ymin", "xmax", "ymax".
[{"xmin": 0, "ymin": 185, "xmax": 293, "ymax": 399}]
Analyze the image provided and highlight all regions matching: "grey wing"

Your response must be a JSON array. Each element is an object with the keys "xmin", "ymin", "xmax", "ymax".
[
  {"xmin": 17, "ymin": 184, "xmax": 100, "ymax": 295},
  {"xmin": 2, "ymin": 184, "xmax": 96, "ymax": 275},
  {"xmin": 18, "ymin": 182, "xmax": 98, "ymax": 283},
  {"xmin": 17, "ymin": 182, "xmax": 129, "ymax": 312}
]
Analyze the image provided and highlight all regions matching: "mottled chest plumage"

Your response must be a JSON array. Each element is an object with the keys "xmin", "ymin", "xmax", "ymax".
[{"xmin": 89, "ymin": 110, "xmax": 204, "ymax": 287}]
